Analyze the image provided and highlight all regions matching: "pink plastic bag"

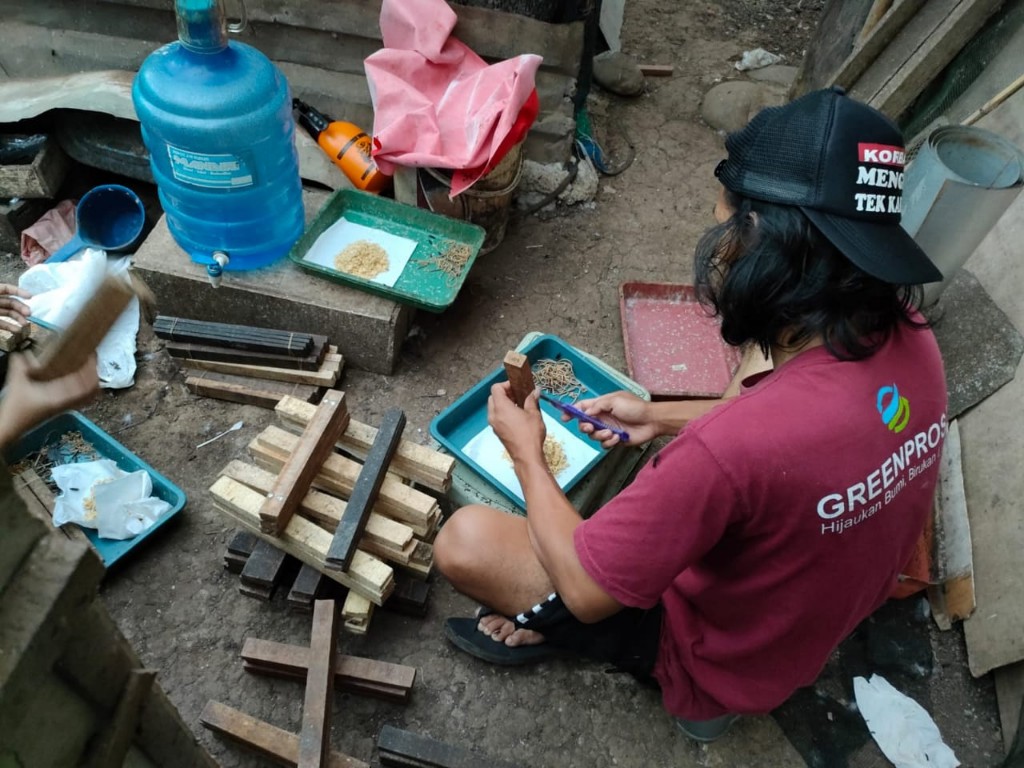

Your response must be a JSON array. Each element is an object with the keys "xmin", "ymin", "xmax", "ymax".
[{"xmin": 21, "ymin": 199, "xmax": 76, "ymax": 266}]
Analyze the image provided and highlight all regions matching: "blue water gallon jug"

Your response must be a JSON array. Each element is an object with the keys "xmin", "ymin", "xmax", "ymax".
[{"xmin": 133, "ymin": 0, "xmax": 304, "ymax": 277}]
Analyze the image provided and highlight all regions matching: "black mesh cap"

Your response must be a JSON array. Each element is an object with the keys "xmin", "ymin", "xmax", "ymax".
[{"xmin": 716, "ymin": 87, "xmax": 942, "ymax": 285}]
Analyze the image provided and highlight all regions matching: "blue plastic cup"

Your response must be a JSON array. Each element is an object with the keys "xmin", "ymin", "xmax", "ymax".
[{"xmin": 46, "ymin": 184, "xmax": 147, "ymax": 264}]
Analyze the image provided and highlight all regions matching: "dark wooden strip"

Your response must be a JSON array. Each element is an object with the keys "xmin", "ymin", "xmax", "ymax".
[
  {"xmin": 186, "ymin": 370, "xmax": 319, "ymax": 407},
  {"xmin": 242, "ymin": 661, "xmax": 410, "ymax": 703},
  {"xmin": 167, "ymin": 337, "xmax": 327, "ymax": 370},
  {"xmin": 384, "ymin": 576, "xmax": 431, "ymax": 619},
  {"xmin": 227, "ymin": 530, "xmax": 260, "ymax": 557},
  {"xmin": 224, "ymin": 552, "xmax": 248, "ymax": 574},
  {"xmin": 326, "ymin": 408, "xmax": 406, "ymax": 571},
  {"xmin": 377, "ymin": 726, "xmax": 522, "ymax": 768},
  {"xmin": 238, "ymin": 582, "xmax": 274, "ymax": 601},
  {"xmin": 289, "ymin": 564, "xmax": 327, "ymax": 609},
  {"xmin": 299, "ymin": 600, "xmax": 339, "ymax": 768},
  {"xmin": 154, "ymin": 316, "xmax": 314, "ymax": 356},
  {"xmin": 241, "ymin": 540, "xmax": 289, "ymax": 589}
]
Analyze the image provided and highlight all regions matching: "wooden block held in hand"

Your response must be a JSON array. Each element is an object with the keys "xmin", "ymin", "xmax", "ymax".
[{"xmin": 503, "ymin": 350, "xmax": 534, "ymax": 408}]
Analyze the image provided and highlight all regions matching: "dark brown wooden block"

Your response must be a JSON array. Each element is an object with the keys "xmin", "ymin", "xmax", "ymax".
[
  {"xmin": 502, "ymin": 350, "xmax": 534, "ymax": 408},
  {"xmin": 377, "ymin": 725, "xmax": 522, "ymax": 768},
  {"xmin": 299, "ymin": 599, "xmax": 339, "ymax": 768}
]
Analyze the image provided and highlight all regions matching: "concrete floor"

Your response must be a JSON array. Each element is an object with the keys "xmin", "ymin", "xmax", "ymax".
[{"xmin": 2, "ymin": 1, "xmax": 1014, "ymax": 766}]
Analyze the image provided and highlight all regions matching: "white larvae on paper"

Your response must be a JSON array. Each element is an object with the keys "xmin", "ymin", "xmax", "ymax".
[{"xmin": 303, "ymin": 216, "xmax": 417, "ymax": 287}]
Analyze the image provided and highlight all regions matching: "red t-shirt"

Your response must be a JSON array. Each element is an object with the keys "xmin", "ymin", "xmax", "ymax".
[{"xmin": 574, "ymin": 323, "xmax": 947, "ymax": 719}]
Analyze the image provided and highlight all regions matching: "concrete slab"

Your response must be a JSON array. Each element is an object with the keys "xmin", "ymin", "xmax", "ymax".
[
  {"xmin": 132, "ymin": 189, "xmax": 412, "ymax": 375},
  {"xmin": 928, "ymin": 269, "xmax": 1024, "ymax": 420},
  {"xmin": 957, "ymin": 90, "xmax": 1024, "ymax": 680}
]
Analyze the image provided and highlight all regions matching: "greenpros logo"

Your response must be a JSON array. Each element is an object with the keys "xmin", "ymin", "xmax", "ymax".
[{"xmin": 877, "ymin": 384, "xmax": 910, "ymax": 433}]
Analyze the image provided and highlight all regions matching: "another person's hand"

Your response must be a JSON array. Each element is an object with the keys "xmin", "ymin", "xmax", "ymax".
[
  {"xmin": 487, "ymin": 382, "xmax": 546, "ymax": 467},
  {"xmin": 0, "ymin": 352, "xmax": 99, "ymax": 451},
  {"xmin": 0, "ymin": 284, "xmax": 31, "ymax": 326},
  {"xmin": 573, "ymin": 391, "xmax": 659, "ymax": 449}
]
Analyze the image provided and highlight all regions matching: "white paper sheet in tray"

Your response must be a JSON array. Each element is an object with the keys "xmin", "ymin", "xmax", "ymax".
[
  {"xmin": 300, "ymin": 216, "xmax": 418, "ymax": 288},
  {"xmin": 461, "ymin": 412, "xmax": 602, "ymax": 504}
]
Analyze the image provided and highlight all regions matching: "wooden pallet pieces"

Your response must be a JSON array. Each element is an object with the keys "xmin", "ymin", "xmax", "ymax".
[
  {"xmin": 275, "ymin": 396, "xmax": 454, "ymax": 494},
  {"xmin": 299, "ymin": 600, "xmax": 338, "ymax": 768},
  {"xmin": 154, "ymin": 316, "xmax": 315, "ymax": 356},
  {"xmin": 167, "ymin": 336, "xmax": 328, "ymax": 371},
  {"xmin": 185, "ymin": 347, "xmax": 344, "ymax": 387},
  {"xmin": 185, "ymin": 370, "xmax": 322, "ymax": 410},
  {"xmin": 210, "ymin": 477, "xmax": 394, "ymax": 606}
]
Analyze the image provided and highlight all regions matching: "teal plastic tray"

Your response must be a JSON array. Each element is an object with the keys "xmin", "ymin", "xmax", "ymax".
[
  {"xmin": 6, "ymin": 411, "xmax": 186, "ymax": 568},
  {"xmin": 288, "ymin": 189, "xmax": 487, "ymax": 312},
  {"xmin": 430, "ymin": 334, "xmax": 629, "ymax": 509}
]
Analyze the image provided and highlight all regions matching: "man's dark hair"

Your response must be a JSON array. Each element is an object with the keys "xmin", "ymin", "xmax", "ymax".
[{"xmin": 694, "ymin": 189, "xmax": 927, "ymax": 361}]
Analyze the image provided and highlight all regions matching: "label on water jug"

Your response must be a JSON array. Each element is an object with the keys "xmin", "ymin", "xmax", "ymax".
[{"xmin": 167, "ymin": 145, "xmax": 255, "ymax": 189}]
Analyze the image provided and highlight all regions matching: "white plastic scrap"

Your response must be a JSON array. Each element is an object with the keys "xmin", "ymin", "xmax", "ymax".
[
  {"xmin": 735, "ymin": 48, "xmax": 783, "ymax": 71},
  {"xmin": 853, "ymin": 674, "xmax": 959, "ymax": 768},
  {"xmin": 52, "ymin": 459, "xmax": 171, "ymax": 541}
]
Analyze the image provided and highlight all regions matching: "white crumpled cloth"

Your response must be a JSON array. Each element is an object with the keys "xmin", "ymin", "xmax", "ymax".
[
  {"xmin": 52, "ymin": 459, "xmax": 170, "ymax": 540},
  {"xmin": 18, "ymin": 248, "xmax": 139, "ymax": 389},
  {"xmin": 854, "ymin": 674, "xmax": 959, "ymax": 768}
]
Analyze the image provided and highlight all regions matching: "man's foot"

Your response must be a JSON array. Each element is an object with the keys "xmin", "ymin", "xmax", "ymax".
[
  {"xmin": 475, "ymin": 608, "xmax": 546, "ymax": 648},
  {"xmin": 444, "ymin": 611, "xmax": 562, "ymax": 666}
]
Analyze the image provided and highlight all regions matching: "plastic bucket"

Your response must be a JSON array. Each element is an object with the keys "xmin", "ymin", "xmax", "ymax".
[
  {"xmin": 902, "ymin": 126, "xmax": 1024, "ymax": 303},
  {"xmin": 423, "ymin": 142, "xmax": 524, "ymax": 255}
]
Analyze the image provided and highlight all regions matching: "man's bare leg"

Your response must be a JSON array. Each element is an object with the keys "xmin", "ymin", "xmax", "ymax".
[{"xmin": 435, "ymin": 503, "xmax": 554, "ymax": 647}]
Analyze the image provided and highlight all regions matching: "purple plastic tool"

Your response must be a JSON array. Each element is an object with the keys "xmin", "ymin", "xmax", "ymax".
[{"xmin": 539, "ymin": 392, "xmax": 630, "ymax": 444}]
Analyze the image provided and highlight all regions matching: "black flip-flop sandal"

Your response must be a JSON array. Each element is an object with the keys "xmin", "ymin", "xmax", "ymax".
[{"xmin": 444, "ymin": 617, "xmax": 561, "ymax": 666}]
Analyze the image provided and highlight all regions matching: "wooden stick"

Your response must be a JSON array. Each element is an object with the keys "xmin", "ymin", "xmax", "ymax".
[
  {"xmin": 200, "ymin": 701, "xmax": 368, "ymax": 768},
  {"xmin": 856, "ymin": 0, "xmax": 893, "ymax": 46},
  {"xmin": 260, "ymin": 392, "xmax": 349, "ymax": 534},
  {"xmin": 240, "ymin": 638, "xmax": 416, "ymax": 701},
  {"xmin": 33, "ymin": 275, "xmax": 134, "ymax": 380},
  {"xmin": 299, "ymin": 599, "xmax": 339, "ymax": 768},
  {"xmin": 503, "ymin": 350, "xmax": 534, "ymax": 408},
  {"xmin": 184, "ymin": 349, "xmax": 343, "ymax": 387},
  {"xmin": 963, "ymin": 72, "xmax": 1024, "ymax": 126},
  {"xmin": 377, "ymin": 725, "xmax": 523, "ymax": 768},
  {"xmin": 275, "ymin": 396, "xmax": 454, "ymax": 493},
  {"xmin": 326, "ymin": 408, "xmax": 406, "ymax": 572}
]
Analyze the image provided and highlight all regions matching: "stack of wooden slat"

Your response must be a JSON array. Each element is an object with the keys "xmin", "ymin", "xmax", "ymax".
[
  {"xmin": 157, "ymin": 315, "xmax": 344, "ymax": 409},
  {"xmin": 209, "ymin": 394, "xmax": 454, "ymax": 634}
]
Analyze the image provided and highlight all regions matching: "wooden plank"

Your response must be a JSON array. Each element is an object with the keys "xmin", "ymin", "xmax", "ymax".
[
  {"xmin": 33, "ymin": 275, "xmax": 134, "ymax": 381},
  {"xmin": 341, "ymin": 591, "xmax": 373, "ymax": 636},
  {"xmin": 184, "ymin": 349, "xmax": 343, "ymax": 387},
  {"xmin": 326, "ymin": 408, "xmax": 406, "ymax": 571},
  {"xmin": 789, "ymin": 0, "xmax": 876, "ymax": 97},
  {"xmin": 224, "ymin": 552, "xmax": 248, "ymax": 574},
  {"xmin": 289, "ymin": 564, "xmax": 327, "ymax": 611},
  {"xmin": 850, "ymin": 0, "xmax": 1003, "ymax": 118},
  {"xmin": 209, "ymin": 476, "xmax": 394, "ymax": 605},
  {"xmin": 186, "ymin": 373, "xmax": 320, "ymax": 409},
  {"xmin": 276, "ymin": 396, "xmax": 454, "ymax": 493},
  {"xmin": 167, "ymin": 338, "xmax": 326, "ymax": 371},
  {"xmin": 0, "ymin": 317, "xmax": 28, "ymax": 352},
  {"xmin": 831, "ymin": 0, "xmax": 925, "ymax": 92},
  {"xmin": 227, "ymin": 529, "xmax": 259, "ymax": 557},
  {"xmin": 241, "ymin": 638, "xmax": 415, "ymax": 699},
  {"xmin": 503, "ymin": 350, "xmax": 534, "ymax": 408},
  {"xmin": 222, "ymin": 460, "xmax": 415, "ymax": 557},
  {"xmin": 260, "ymin": 392, "xmax": 349, "ymax": 534},
  {"xmin": 377, "ymin": 725, "xmax": 522, "ymax": 768},
  {"xmin": 299, "ymin": 599, "xmax": 339, "ymax": 768},
  {"xmin": 240, "ymin": 539, "xmax": 289, "ymax": 590},
  {"xmin": 252, "ymin": 425, "xmax": 439, "ymax": 534},
  {"xmin": 199, "ymin": 700, "xmax": 368, "ymax": 768},
  {"xmin": 84, "ymin": 669, "xmax": 156, "ymax": 768},
  {"xmin": 927, "ymin": 420, "xmax": 976, "ymax": 627}
]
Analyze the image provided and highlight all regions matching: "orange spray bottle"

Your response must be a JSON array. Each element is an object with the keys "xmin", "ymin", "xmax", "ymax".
[{"xmin": 293, "ymin": 98, "xmax": 391, "ymax": 193}]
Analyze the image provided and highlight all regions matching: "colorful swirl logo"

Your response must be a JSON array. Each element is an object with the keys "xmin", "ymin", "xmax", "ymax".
[{"xmin": 877, "ymin": 384, "xmax": 910, "ymax": 433}]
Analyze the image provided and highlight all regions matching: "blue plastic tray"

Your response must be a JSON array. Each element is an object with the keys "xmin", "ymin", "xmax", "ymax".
[
  {"xmin": 7, "ymin": 411, "xmax": 186, "ymax": 568},
  {"xmin": 430, "ymin": 334, "xmax": 624, "ymax": 509}
]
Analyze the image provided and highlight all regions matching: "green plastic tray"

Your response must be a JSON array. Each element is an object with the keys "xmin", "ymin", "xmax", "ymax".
[{"xmin": 288, "ymin": 189, "xmax": 487, "ymax": 312}]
